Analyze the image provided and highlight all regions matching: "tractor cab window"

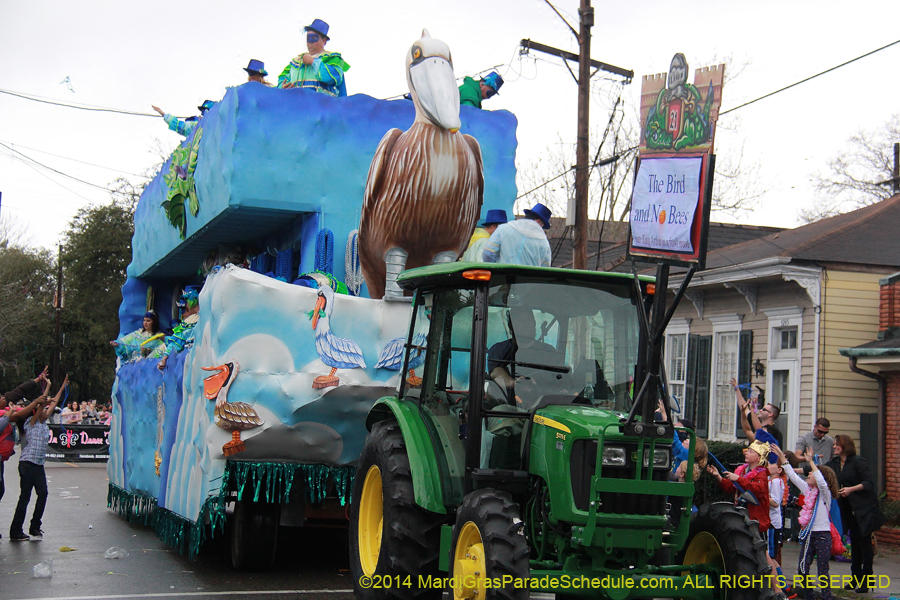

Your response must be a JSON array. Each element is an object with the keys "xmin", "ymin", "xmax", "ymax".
[
  {"xmin": 409, "ymin": 276, "xmax": 641, "ymax": 504},
  {"xmin": 479, "ymin": 277, "xmax": 639, "ymax": 469},
  {"xmin": 414, "ymin": 288, "xmax": 475, "ymax": 506},
  {"xmin": 483, "ymin": 278, "xmax": 638, "ymax": 411}
]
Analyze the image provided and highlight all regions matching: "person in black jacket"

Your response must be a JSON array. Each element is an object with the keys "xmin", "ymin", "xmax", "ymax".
[{"xmin": 827, "ymin": 434, "xmax": 887, "ymax": 593}]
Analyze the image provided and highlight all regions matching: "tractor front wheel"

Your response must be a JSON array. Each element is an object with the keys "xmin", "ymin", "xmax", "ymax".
[
  {"xmin": 349, "ymin": 420, "xmax": 444, "ymax": 600},
  {"xmin": 678, "ymin": 502, "xmax": 776, "ymax": 600},
  {"xmin": 450, "ymin": 488, "xmax": 530, "ymax": 600}
]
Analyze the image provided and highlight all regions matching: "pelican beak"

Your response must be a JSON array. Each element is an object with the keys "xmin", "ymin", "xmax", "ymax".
[
  {"xmin": 409, "ymin": 56, "xmax": 461, "ymax": 131},
  {"xmin": 202, "ymin": 364, "xmax": 227, "ymax": 400},
  {"xmin": 312, "ymin": 294, "xmax": 326, "ymax": 330}
]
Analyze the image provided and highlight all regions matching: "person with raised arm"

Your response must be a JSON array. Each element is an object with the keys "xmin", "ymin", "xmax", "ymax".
[
  {"xmin": 0, "ymin": 369, "xmax": 51, "ymax": 534},
  {"xmin": 8, "ymin": 374, "xmax": 69, "ymax": 542},
  {"xmin": 771, "ymin": 444, "xmax": 839, "ymax": 600},
  {"xmin": 732, "ymin": 377, "xmax": 783, "ymax": 447}
]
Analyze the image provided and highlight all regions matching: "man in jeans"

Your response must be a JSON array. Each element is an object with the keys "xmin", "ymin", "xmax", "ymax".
[{"xmin": 9, "ymin": 375, "xmax": 67, "ymax": 542}]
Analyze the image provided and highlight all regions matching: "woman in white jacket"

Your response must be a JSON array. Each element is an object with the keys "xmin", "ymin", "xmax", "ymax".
[{"xmin": 771, "ymin": 445, "xmax": 840, "ymax": 600}]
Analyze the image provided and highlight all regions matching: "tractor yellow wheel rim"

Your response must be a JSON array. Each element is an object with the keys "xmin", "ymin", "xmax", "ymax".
[
  {"xmin": 452, "ymin": 522, "xmax": 486, "ymax": 600},
  {"xmin": 683, "ymin": 531, "xmax": 725, "ymax": 597},
  {"xmin": 358, "ymin": 465, "xmax": 383, "ymax": 577}
]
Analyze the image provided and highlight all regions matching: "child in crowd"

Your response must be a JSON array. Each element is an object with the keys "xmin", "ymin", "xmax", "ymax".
[
  {"xmin": 8, "ymin": 375, "xmax": 68, "ymax": 542},
  {"xmin": 772, "ymin": 445, "xmax": 839, "ymax": 600},
  {"xmin": 709, "ymin": 440, "xmax": 786, "ymax": 598},
  {"xmin": 768, "ymin": 459, "xmax": 787, "ymax": 565}
]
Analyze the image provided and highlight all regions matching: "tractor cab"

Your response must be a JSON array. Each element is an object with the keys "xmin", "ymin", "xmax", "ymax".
[{"xmin": 391, "ymin": 263, "xmax": 649, "ymax": 503}]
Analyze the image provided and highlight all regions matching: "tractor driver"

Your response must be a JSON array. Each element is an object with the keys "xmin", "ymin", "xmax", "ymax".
[{"xmin": 487, "ymin": 306, "xmax": 565, "ymax": 407}]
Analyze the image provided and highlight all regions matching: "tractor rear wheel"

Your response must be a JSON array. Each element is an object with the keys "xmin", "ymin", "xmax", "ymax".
[
  {"xmin": 349, "ymin": 420, "xmax": 444, "ymax": 600},
  {"xmin": 450, "ymin": 488, "xmax": 530, "ymax": 600},
  {"xmin": 678, "ymin": 502, "xmax": 776, "ymax": 600}
]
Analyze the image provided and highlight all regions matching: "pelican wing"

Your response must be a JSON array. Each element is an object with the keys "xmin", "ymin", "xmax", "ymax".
[
  {"xmin": 363, "ymin": 128, "xmax": 403, "ymax": 215},
  {"xmin": 319, "ymin": 332, "xmax": 367, "ymax": 369},
  {"xmin": 408, "ymin": 332, "xmax": 428, "ymax": 370},
  {"xmin": 375, "ymin": 337, "xmax": 405, "ymax": 370},
  {"xmin": 215, "ymin": 401, "xmax": 263, "ymax": 431},
  {"xmin": 463, "ymin": 133, "xmax": 485, "ymax": 217}
]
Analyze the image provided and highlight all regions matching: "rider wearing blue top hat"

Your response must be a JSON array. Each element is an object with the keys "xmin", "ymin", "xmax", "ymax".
[
  {"xmin": 244, "ymin": 59, "xmax": 271, "ymax": 86},
  {"xmin": 459, "ymin": 71, "xmax": 504, "ymax": 109},
  {"xmin": 482, "ymin": 203, "xmax": 552, "ymax": 267},
  {"xmin": 462, "ymin": 209, "xmax": 508, "ymax": 262},
  {"xmin": 277, "ymin": 18, "xmax": 350, "ymax": 97}
]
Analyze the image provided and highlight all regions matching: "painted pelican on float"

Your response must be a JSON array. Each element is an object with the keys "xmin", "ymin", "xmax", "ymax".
[
  {"xmin": 202, "ymin": 360, "xmax": 264, "ymax": 456},
  {"xmin": 375, "ymin": 332, "xmax": 427, "ymax": 387},
  {"xmin": 359, "ymin": 29, "xmax": 484, "ymax": 299},
  {"xmin": 309, "ymin": 284, "xmax": 366, "ymax": 388}
]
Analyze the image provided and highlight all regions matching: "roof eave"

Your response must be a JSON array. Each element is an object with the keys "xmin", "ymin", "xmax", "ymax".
[{"xmin": 668, "ymin": 257, "xmax": 821, "ymax": 289}]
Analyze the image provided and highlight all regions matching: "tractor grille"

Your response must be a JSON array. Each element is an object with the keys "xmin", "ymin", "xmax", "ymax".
[{"xmin": 569, "ymin": 439, "xmax": 668, "ymax": 515}]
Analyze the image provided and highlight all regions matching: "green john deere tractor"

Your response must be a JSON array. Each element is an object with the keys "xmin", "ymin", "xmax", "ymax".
[{"xmin": 349, "ymin": 263, "xmax": 772, "ymax": 600}]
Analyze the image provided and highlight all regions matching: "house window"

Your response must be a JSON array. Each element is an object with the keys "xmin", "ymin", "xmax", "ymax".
[
  {"xmin": 666, "ymin": 334, "xmax": 687, "ymax": 417},
  {"xmin": 780, "ymin": 327, "xmax": 797, "ymax": 350},
  {"xmin": 773, "ymin": 325, "xmax": 799, "ymax": 359},
  {"xmin": 713, "ymin": 331, "xmax": 739, "ymax": 438}
]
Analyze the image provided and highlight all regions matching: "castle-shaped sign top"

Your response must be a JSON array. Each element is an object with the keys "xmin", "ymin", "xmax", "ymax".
[{"xmin": 639, "ymin": 53, "xmax": 725, "ymax": 154}]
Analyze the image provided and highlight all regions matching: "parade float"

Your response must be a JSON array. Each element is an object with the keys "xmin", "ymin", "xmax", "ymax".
[{"xmin": 107, "ymin": 31, "xmax": 517, "ymax": 568}]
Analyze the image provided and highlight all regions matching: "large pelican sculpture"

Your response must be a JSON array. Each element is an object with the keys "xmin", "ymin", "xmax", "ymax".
[{"xmin": 359, "ymin": 30, "xmax": 484, "ymax": 299}]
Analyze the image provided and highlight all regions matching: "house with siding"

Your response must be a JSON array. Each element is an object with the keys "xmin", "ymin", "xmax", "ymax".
[
  {"xmin": 838, "ymin": 271, "xmax": 900, "ymax": 496},
  {"xmin": 663, "ymin": 194, "xmax": 900, "ymax": 452}
]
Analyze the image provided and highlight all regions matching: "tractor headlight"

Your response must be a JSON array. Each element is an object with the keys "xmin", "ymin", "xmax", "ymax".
[
  {"xmin": 602, "ymin": 446, "xmax": 626, "ymax": 466},
  {"xmin": 642, "ymin": 449, "xmax": 671, "ymax": 469}
]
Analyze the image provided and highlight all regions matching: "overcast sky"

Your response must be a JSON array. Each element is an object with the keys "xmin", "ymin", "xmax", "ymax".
[{"xmin": 2, "ymin": 0, "xmax": 899, "ymax": 251}]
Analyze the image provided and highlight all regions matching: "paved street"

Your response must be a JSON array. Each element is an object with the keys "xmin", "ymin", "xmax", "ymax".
[
  {"xmin": 780, "ymin": 537, "xmax": 900, "ymax": 599},
  {"xmin": 0, "ymin": 455, "xmax": 355, "ymax": 600},
  {"xmin": 2, "ymin": 455, "xmax": 898, "ymax": 600}
]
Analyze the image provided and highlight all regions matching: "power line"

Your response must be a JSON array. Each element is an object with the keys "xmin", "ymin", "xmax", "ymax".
[
  {"xmin": 720, "ymin": 37, "xmax": 900, "ymax": 116},
  {"xmin": 516, "ymin": 169, "xmax": 570, "ymax": 200},
  {"xmin": 9, "ymin": 154, "xmax": 97, "ymax": 203},
  {"xmin": 0, "ymin": 88, "xmax": 158, "ymax": 117},
  {"xmin": 521, "ymin": 38, "xmax": 900, "ymax": 208},
  {"xmin": 0, "ymin": 142, "xmax": 112, "ymax": 192},
  {"xmin": 0, "ymin": 139, "xmax": 149, "ymax": 178}
]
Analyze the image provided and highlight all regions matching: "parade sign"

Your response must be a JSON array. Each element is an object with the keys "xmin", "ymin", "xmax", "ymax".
[
  {"xmin": 631, "ymin": 155, "xmax": 703, "ymax": 253},
  {"xmin": 46, "ymin": 424, "xmax": 110, "ymax": 462},
  {"xmin": 628, "ymin": 53, "xmax": 723, "ymax": 268}
]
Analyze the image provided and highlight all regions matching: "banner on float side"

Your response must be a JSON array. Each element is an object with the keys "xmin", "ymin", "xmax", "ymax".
[
  {"xmin": 628, "ymin": 53, "xmax": 724, "ymax": 268},
  {"xmin": 45, "ymin": 424, "xmax": 110, "ymax": 461}
]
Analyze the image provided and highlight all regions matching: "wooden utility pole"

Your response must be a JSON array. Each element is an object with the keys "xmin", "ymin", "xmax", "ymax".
[
  {"xmin": 573, "ymin": 0, "xmax": 593, "ymax": 270},
  {"xmin": 521, "ymin": 1, "xmax": 632, "ymax": 270}
]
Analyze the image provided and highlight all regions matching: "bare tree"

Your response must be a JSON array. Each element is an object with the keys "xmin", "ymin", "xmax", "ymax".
[
  {"xmin": 515, "ymin": 93, "xmax": 638, "ymax": 224},
  {"xmin": 106, "ymin": 137, "xmax": 173, "ymax": 213},
  {"xmin": 0, "ymin": 212, "xmax": 35, "ymax": 250},
  {"xmin": 801, "ymin": 114, "xmax": 900, "ymax": 223}
]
